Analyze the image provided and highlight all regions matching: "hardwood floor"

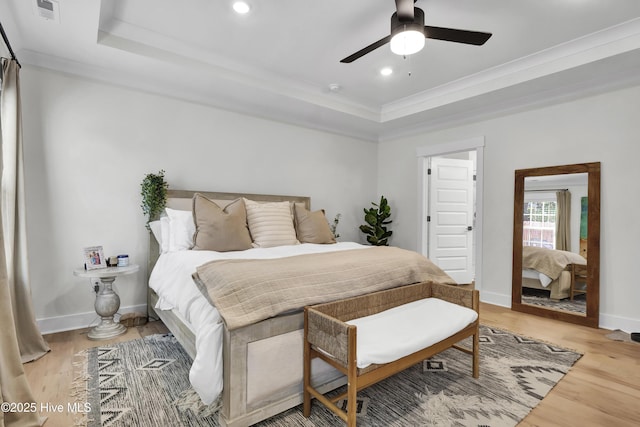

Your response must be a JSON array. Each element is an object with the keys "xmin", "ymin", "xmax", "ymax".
[
  {"xmin": 23, "ymin": 304, "xmax": 639, "ymax": 426},
  {"xmin": 480, "ymin": 304, "xmax": 640, "ymax": 427}
]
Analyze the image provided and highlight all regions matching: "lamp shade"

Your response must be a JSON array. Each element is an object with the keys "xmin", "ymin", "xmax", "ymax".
[
  {"xmin": 389, "ymin": 8, "xmax": 426, "ymax": 56},
  {"xmin": 390, "ymin": 30, "xmax": 425, "ymax": 55}
]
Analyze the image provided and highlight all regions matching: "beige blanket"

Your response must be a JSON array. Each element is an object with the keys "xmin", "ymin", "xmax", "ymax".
[
  {"xmin": 193, "ymin": 246, "xmax": 456, "ymax": 330},
  {"xmin": 522, "ymin": 246, "xmax": 586, "ymax": 279}
]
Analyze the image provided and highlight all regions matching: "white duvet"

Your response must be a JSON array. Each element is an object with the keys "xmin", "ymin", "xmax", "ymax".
[
  {"xmin": 522, "ymin": 268, "xmax": 553, "ymax": 287},
  {"xmin": 148, "ymin": 242, "xmax": 368, "ymax": 404}
]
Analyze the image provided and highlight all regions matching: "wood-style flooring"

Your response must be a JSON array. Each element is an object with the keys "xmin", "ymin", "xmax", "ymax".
[{"xmin": 23, "ymin": 303, "xmax": 640, "ymax": 426}]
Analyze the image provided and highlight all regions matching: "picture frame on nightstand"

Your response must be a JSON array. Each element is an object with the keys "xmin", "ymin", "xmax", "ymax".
[{"xmin": 83, "ymin": 245, "xmax": 106, "ymax": 270}]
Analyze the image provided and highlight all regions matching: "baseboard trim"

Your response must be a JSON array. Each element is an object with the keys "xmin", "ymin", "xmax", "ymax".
[
  {"xmin": 599, "ymin": 312, "xmax": 640, "ymax": 333},
  {"xmin": 37, "ymin": 304, "xmax": 147, "ymax": 335},
  {"xmin": 480, "ymin": 291, "xmax": 511, "ymax": 308},
  {"xmin": 37, "ymin": 300, "xmax": 640, "ymax": 335}
]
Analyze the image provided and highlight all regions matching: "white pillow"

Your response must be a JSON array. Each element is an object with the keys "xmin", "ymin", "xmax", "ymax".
[
  {"xmin": 160, "ymin": 216, "xmax": 170, "ymax": 253},
  {"xmin": 165, "ymin": 208, "xmax": 195, "ymax": 251},
  {"xmin": 243, "ymin": 199, "xmax": 298, "ymax": 248}
]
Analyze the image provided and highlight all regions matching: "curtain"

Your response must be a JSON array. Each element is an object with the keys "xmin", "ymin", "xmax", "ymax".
[
  {"xmin": 555, "ymin": 190, "xmax": 571, "ymax": 251},
  {"xmin": 0, "ymin": 58, "xmax": 44, "ymax": 427},
  {"xmin": 0, "ymin": 58, "xmax": 49, "ymax": 362}
]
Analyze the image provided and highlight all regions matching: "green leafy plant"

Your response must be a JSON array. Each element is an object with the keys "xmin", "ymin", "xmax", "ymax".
[
  {"xmin": 140, "ymin": 170, "xmax": 168, "ymax": 229},
  {"xmin": 359, "ymin": 196, "xmax": 392, "ymax": 246}
]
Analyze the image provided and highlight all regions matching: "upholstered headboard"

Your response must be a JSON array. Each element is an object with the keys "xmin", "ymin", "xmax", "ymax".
[
  {"xmin": 164, "ymin": 190, "xmax": 310, "ymax": 211},
  {"xmin": 147, "ymin": 189, "xmax": 311, "ymax": 278}
]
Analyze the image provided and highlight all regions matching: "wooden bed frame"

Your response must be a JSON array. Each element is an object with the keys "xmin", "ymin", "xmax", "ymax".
[
  {"xmin": 522, "ymin": 263, "xmax": 586, "ymax": 300},
  {"xmin": 147, "ymin": 190, "xmax": 348, "ymax": 427},
  {"xmin": 522, "ymin": 269, "xmax": 571, "ymax": 300}
]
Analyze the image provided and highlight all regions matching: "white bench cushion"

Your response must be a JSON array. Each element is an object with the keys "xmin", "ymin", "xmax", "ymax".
[{"xmin": 346, "ymin": 297, "xmax": 478, "ymax": 368}]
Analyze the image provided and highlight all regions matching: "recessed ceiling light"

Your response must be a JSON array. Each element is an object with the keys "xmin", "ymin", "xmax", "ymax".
[
  {"xmin": 380, "ymin": 67, "xmax": 393, "ymax": 76},
  {"xmin": 233, "ymin": 1, "xmax": 250, "ymax": 14}
]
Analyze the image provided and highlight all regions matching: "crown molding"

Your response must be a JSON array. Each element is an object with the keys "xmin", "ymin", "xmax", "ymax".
[
  {"xmin": 380, "ymin": 18, "xmax": 640, "ymax": 122},
  {"xmin": 18, "ymin": 49, "xmax": 381, "ymax": 142},
  {"xmin": 102, "ymin": 17, "xmax": 640, "ymax": 126},
  {"xmin": 97, "ymin": 19, "xmax": 381, "ymax": 122},
  {"xmin": 16, "ymin": 15, "xmax": 640, "ymax": 144},
  {"xmin": 378, "ymin": 54, "xmax": 640, "ymax": 142}
]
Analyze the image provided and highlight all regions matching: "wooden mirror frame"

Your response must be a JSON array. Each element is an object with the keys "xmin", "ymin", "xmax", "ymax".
[{"xmin": 511, "ymin": 162, "xmax": 600, "ymax": 328}]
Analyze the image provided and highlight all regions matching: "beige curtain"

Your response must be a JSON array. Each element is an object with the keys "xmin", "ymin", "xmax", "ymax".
[
  {"xmin": 555, "ymin": 190, "xmax": 571, "ymax": 251},
  {"xmin": 0, "ymin": 58, "xmax": 44, "ymax": 427},
  {"xmin": 1, "ymin": 58, "xmax": 49, "ymax": 362}
]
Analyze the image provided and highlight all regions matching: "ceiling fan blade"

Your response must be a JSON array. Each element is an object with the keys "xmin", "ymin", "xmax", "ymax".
[
  {"xmin": 340, "ymin": 35, "xmax": 392, "ymax": 63},
  {"xmin": 395, "ymin": 0, "xmax": 415, "ymax": 21},
  {"xmin": 424, "ymin": 26, "xmax": 492, "ymax": 45}
]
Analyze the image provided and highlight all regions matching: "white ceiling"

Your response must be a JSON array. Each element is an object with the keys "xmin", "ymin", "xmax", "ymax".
[{"xmin": 4, "ymin": 0, "xmax": 640, "ymax": 141}]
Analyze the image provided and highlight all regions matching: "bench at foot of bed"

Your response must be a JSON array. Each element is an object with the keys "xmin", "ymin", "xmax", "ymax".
[{"xmin": 303, "ymin": 281, "xmax": 480, "ymax": 427}]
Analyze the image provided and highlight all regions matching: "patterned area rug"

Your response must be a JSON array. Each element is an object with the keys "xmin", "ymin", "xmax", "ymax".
[
  {"xmin": 75, "ymin": 326, "xmax": 581, "ymax": 426},
  {"xmin": 522, "ymin": 289, "xmax": 586, "ymax": 314}
]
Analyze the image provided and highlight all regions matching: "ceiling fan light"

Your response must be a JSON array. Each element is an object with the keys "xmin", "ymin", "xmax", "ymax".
[
  {"xmin": 233, "ymin": 1, "xmax": 250, "ymax": 14},
  {"xmin": 390, "ymin": 30, "xmax": 425, "ymax": 56}
]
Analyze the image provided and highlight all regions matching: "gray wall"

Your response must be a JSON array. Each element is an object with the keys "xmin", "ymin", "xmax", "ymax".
[
  {"xmin": 378, "ymin": 84, "xmax": 640, "ymax": 331},
  {"xmin": 21, "ymin": 66, "xmax": 377, "ymax": 332},
  {"xmin": 20, "ymin": 64, "xmax": 640, "ymax": 333}
]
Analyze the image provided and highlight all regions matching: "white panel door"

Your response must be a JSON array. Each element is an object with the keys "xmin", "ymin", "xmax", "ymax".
[{"xmin": 428, "ymin": 157, "xmax": 474, "ymax": 284}]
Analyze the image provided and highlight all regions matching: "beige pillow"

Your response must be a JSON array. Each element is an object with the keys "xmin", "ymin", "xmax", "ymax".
[
  {"xmin": 294, "ymin": 204, "xmax": 336, "ymax": 244},
  {"xmin": 244, "ymin": 198, "xmax": 299, "ymax": 248},
  {"xmin": 192, "ymin": 194, "xmax": 253, "ymax": 252}
]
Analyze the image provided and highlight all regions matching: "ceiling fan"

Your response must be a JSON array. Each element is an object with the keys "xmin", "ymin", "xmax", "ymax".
[{"xmin": 340, "ymin": 0, "xmax": 492, "ymax": 63}]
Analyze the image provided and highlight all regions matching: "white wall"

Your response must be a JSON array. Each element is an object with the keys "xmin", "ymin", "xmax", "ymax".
[
  {"xmin": 378, "ymin": 84, "xmax": 640, "ymax": 331},
  {"xmin": 20, "ymin": 66, "xmax": 378, "ymax": 333}
]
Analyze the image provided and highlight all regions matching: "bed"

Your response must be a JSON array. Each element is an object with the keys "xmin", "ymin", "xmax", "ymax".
[
  {"xmin": 521, "ymin": 246, "xmax": 587, "ymax": 300},
  {"xmin": 146, "ymin": 190, "xmax": 458, "ymax": 427}
]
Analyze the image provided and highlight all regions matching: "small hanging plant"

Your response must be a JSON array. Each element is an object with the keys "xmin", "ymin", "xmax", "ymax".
[
  {"xmin": 359, "ymin": 195, "xmax": 392, "ymax": 246},
  {"xmin": 140, "ymin": 170, "xmax": 168, "ymax": 229}
]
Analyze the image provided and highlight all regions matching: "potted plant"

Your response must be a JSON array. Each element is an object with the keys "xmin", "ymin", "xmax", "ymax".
[
  {"xmin": 140, "ymin": 170, "xmax": 168, "ymax": 229},
  {"xmin": 359, "ymin": 196, "xmax": 392, "ymax": 246}
]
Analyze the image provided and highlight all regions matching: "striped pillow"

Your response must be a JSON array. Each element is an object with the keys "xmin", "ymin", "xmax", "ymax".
[{"xmin": 244, "ymin": 198, "xmax": 299, "ymax": 248}]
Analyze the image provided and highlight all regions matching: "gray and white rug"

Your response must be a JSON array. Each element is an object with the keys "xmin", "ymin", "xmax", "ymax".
[
  {"xmin": 521, "ymin": 289, "xmax": 586, "ymax": 314},
  {"xmin": 76, "ymin": 326, "xmax": 581, "ymax": 427}
]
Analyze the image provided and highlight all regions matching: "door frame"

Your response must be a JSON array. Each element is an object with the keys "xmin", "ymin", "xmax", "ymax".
[{"xmin": 416, "ymin": 136, "xmax": 485, "ymax": 290}]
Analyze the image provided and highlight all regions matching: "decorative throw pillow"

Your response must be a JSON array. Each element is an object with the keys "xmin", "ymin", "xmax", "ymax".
[
  {"xmin": 243, "ymin": 198, "xmax": 299, "ymax": 248},
  {"xmin": 294, "ymin": 204, "xmax": 336, "ymax": 244},
  {"xmin": 192, "ymin": 195, "xmax": 253, "ymax": 252},
  {"xmin": 166, "ymin": 208, "xmax": 196, "ymax": 251}
]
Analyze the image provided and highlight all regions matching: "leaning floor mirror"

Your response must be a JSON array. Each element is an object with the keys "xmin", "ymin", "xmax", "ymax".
[{"xmin": 511, "ymin": 162, "xmax": 600, "ymax": 328}]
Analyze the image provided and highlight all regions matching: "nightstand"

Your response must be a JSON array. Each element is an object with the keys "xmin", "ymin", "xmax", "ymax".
[{"xmin": 74, "ymin": 264, "xmax": 139, "ymax": 340}]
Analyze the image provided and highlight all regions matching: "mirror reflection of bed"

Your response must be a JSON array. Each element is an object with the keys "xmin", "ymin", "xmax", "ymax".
[
  {"xmin": 521, "ymin": 173, "xmax": 588, "ymax": 315},
  {"xmin": 511, "ymin": 162, "xmax": 600, "ymax": 328}
]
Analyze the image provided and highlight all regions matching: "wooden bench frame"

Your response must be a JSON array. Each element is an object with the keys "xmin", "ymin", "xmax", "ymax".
[{"xmin": 303, "ymin": 281, "xmax": 480, "ymax": 427}]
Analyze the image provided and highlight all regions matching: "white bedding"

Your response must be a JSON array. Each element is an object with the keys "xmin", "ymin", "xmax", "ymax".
[
  {"xmin": 522, "ymin": 268, "xmax": 553, "ymax": 287},
  {"xmin": 148, "ymin": 241, "xmax": 369, "ymax": 404}
]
